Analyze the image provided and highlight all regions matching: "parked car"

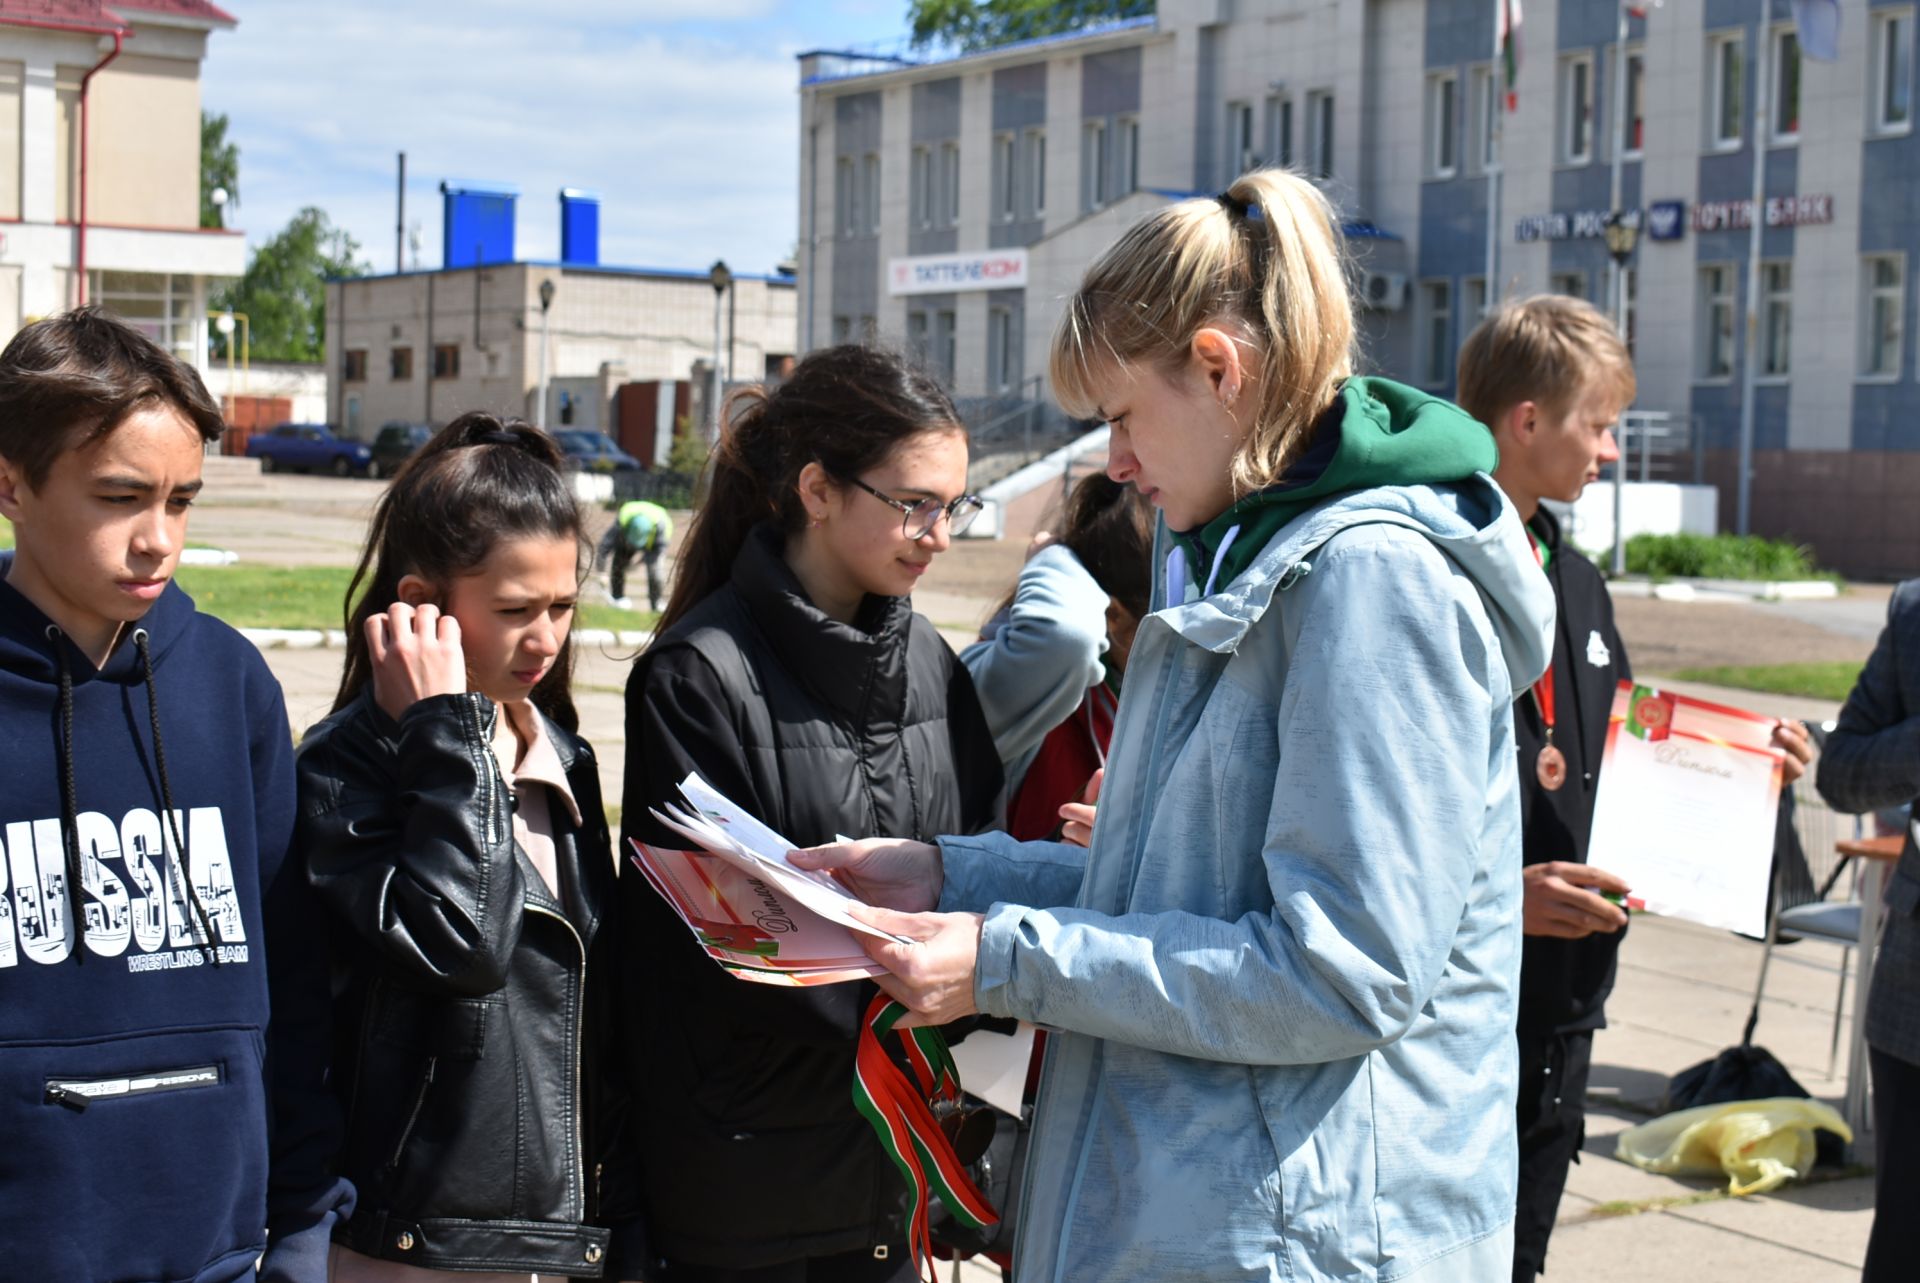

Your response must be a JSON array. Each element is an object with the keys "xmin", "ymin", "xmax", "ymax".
[
  {"xmin": 554, "ymin": 429, "xmax": 641, "ymax": 473},
  {"xmin": 370, "ymin": 421, "xmax": 434, "ymax": 479},
  {"xmin": 245, "ymin": 423, "xmax": 374, "ymax": 477}
]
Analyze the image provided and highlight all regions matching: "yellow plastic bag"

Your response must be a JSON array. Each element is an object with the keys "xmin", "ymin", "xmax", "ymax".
[{"xmin": 1614, "ymin": 1097, "xmax": 1853, "ymax": 1196}]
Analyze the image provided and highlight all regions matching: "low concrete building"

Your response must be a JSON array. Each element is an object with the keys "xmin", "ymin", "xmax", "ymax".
[
  {"xmin": 324, "ymin": 201, "xmax": 797, "ymax": 443},
  {"xmin": 0, "ymin": 0, "xmax": 246, "ymax": 373}
]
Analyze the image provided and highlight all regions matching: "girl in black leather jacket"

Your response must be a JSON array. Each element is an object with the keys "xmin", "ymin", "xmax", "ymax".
[
  {"xmin": 620, "ymin": 347, "xmax": 1003, "ymax": 1282},
  {"xmin": 295, "ymin": 413, "xmax": 637, "ymax": 1280}
]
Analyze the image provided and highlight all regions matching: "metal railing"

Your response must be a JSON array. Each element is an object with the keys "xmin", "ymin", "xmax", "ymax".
[
  {"xmin": 960, "ymin": 376, "xmax": 1084, "ymax": 488},
  {"xmin": 1614, "ymin": 409, "xmax": 1704, "ymax": 485}
]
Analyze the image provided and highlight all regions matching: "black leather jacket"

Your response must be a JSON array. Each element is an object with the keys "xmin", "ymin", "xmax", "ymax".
[{"xmin": 296, "ymin": 690, "xmax": 633, "ymax": 1275}]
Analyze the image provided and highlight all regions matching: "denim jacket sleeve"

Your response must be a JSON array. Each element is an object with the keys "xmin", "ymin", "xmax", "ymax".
[
  {"xmin": 963, "ymin": 533, "xmax": 1504, "ymax": 1065},
  {"xmin": 300, "ymin": 692, "xmax": 525, "ymax": 997},
  {"xmin": 1817, "ymin": 579, "xmax": 1920, "ymax": 816},
  {"xmin": 960, "ymin": 544, "xmax": 1111, "ymax": 774}
]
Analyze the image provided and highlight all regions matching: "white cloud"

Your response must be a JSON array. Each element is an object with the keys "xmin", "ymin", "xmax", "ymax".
[{"xmin": 203, "ymin": 1, "xmax": 904, "ymax": 276}]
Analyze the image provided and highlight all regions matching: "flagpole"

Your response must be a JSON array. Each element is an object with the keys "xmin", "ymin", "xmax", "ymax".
[
  {"xmin": 1736, "ymin": 3, "xmax": 1769, "ymax": 536},
  {"xmin": 1609, "ymin": 1, "xmax": 1631, "ymax": 576},
  {"xmin": 1484, "ymin": 0, "xmax": 1505, "ymax": 308}
]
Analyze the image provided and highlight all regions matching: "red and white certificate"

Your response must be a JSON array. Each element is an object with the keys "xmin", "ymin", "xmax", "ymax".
[{"xmin": 1585, "ymin": 683, "xmax": 1785, "ymax": 937}]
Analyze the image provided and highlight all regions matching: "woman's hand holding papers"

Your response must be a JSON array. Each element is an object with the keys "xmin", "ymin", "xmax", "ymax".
[
  {"xmin": 789, "ymin": 837, "xmax": 945, "ymax": 913},
  {"xmin": 847, "ymin": 906, "xmax": 985, "ymax": 1029}
]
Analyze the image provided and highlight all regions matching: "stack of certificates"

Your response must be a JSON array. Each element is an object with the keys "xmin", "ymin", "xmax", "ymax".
[{"xmin": 631, "ymin": 773, "xmax": 906, "ymax": 986}]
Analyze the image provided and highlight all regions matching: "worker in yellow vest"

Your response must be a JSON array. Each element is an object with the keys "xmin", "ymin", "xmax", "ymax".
[{"xmin": 596, "ymin": 498, "xmax": 675, "ymax": 611}]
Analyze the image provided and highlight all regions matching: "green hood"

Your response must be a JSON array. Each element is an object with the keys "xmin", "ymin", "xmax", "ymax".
[{"xmin": 1171, "ymin": 377, "xmax": 1498, "ymax": 594}]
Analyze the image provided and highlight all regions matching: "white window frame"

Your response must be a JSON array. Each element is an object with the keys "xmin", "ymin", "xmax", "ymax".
[
  {"xmin": 992, "ymin": 132, "xmax": 1017, "ymax": 223},
  {"xmin": 1306, "ymin": 90, "xmax": 1335, "ymax": 179},
  {"xmin": 1557, "ymin": 52, "xmax": 1595, "ymax": 165},
  {"xmin": 1466, "ymin": 64, "xmax": 1498, "ymax": 175},
  {"xmin": 1860, "ymin": 253, "xmax": 1907, "ymax": 381},
  {"xmin": 1226, "ymin": 100, "xmax": 1256, "ymax": 182},
  {"xmin": 910, "ymin": 145, "xmax": 933, "ymax": 230},
  {"xmin": 1870, "ymin": 8, "xmax": 1914, "ymax": 137},
  {"xmin": 1265, "ymin": 93, "xmax": 1292, "ymax": 169},
  {"xmin": 940, "ymin": 141, "xmax": 960, "ymax": 228},
  {"xmin": 1616, "ymin": 44, "xmax": 1646, "ymax": 160},
  {"xmin": 1114, "ymin": 115, "xmax": 1139, "ymax": 199},
  {"xmin": 1026, "ymin": 127, "xmax": 1047, "ymax": 218},
  {"xmin": 834, "ymin": 156, "xmax": 856, "ymax": 239},
  {"xmin": 1698, "ymin": 263, "xmax": 1737, "ymax": 382},
  {"xmin": 935, "ymin": 308, "xmax": 958, "ymax": 384},
  {"xmin": 1418, "ymin": 279, "xmax": 1454, "ymax": 388},
  {"xmin": 860, "ymin": 153, "xmax": 880, "ymax": 236},
  {"xmin": 1770, "ymin": 24, "xmax": 1802, "ymax": 146},
  {"xmin": 987, "ymin": 307, "xmax": 1015, "ymax": 393},
  {"xmin": 1463, "ymin": 275, "xmax": 1489, "ymax": 325},
  {"xmin": 1758, "ymin": 259, "xmax": 1792, "ymax": 380},
  {"xmin": 1551, "ymin": 270, "xmax": 1587, "ymax": 301},
  {"xmin": 1707, "ymin": 31, "xmax": 1745, "ymax": 151},
  {"xmin": 907, "ymin": 309, "xmax": 929, "ymax": 362},
  {"xmin": 1426, "ymin": 70, "xmax": 1460, "ymax": 179},
  {"xmin": 1082, "ymin": 118, "xmax": 1109, "ymax": 211}
]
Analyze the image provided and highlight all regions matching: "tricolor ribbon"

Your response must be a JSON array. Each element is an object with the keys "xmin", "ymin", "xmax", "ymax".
[{"xmin": 852, "ymin": 994, "xmax": 999, "ymax": 1279}]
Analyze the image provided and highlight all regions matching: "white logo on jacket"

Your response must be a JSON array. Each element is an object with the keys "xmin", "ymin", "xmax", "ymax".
[{"xmin": 1587, "ymin": 630, "xmax": 1611, "ymax": 668}]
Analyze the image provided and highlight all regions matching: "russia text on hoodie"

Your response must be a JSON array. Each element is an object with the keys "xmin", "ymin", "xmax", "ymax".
[{"xmin": 0, "ymin": 553, "xmax": 343, "ymax": 1283}]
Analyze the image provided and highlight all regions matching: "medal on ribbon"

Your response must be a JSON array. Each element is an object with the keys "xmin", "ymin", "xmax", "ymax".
[{"xmin": 853, "ymin": 995, "xmax": 999, "ymax": 1279}]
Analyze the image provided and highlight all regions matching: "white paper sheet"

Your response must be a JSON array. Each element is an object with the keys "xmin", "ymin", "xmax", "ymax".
[{"xmin": 948, "ymin": 1022, "xmax": 1037, "ymax": 1117}]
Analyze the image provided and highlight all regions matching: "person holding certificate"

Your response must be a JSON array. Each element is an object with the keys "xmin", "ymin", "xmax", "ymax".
[
  {"xmin": 1456, "ymin": 297, "xmax": 1812, "ymax": 1281},
  {"xmin": 794, "ymin": 169, "xmax": 1557, "ymax": 1282}
]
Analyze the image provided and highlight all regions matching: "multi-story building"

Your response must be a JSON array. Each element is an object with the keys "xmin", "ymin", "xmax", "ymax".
[
  {"xmin": 325, "ymin": 188, "xmax": 797, "ymax": 453},
  {"xmin": 0, "ymin": 0, "xmax": 245, "ymax": 375},
  {"xmin": 798, "ymin": 0, "xmax": 1920, "ymax": 576}
]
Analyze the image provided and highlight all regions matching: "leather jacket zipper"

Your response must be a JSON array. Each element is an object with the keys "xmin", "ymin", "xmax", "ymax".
[
  {"xmin": 526, "ymin": 901, "xmax": 589, "ymax": 1218},
  {"xmin": 386, "ymin": 1055, "xmax": 438, "ymax": 1172}
]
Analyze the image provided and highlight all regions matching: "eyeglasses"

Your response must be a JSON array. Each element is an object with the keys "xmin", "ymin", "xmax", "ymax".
[{"xmin": 840, "ymin": 474, "xmax": 985, "ymax": 540}]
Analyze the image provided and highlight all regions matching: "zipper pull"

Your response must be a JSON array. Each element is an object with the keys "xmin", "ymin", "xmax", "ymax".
[{"xmin": 45, "ymin": 1084, "xmax": 90, "ymax": 1112}]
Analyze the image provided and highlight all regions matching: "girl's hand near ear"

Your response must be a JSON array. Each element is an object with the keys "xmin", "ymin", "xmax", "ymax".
[{"xmin": 367, "ymin": 602, "xmax": 467, "ymax": 722}]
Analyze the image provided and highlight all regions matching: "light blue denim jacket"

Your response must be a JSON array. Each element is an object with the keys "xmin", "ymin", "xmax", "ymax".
[{"xmin": 937, "ymin": 476, "xmax": 1554, "ymax": 1282}]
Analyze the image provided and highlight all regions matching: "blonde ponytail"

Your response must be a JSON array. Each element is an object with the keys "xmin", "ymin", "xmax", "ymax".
[{"xmin": 1049, "ymin": 168, "xmax": 1354, "ymax": 493}]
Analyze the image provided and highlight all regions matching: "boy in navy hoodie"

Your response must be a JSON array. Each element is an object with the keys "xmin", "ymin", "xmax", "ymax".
[{"xmin": 0, "ymin": 308, "xmax": 349, "ymax": 1281}]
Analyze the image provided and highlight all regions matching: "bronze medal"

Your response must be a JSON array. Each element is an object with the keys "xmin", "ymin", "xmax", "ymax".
[{"xmin": 1536, "ymin": 743, "xmax": 1568, "ymax": 792}]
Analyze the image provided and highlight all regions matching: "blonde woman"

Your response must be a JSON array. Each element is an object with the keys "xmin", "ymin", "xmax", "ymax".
[{"xmin": 797, "ymin": 170, "xmax": 1556, "ymax": 1281}]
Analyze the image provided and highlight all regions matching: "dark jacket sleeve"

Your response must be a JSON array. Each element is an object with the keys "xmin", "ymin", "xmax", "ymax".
[
  {"xmin": 1818, "ymin": 581, "xmax": 1920, "ymax": 815},
  {"xmin": 252, "ymin": 669, "xmax": 355, "ymax": 1282},
  {"xmin": 301, "ymin": 692, "xmax": 526, "ymax": 997}
]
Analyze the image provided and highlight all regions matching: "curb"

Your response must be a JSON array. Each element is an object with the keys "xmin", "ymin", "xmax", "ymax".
[
  {"xmin": 241, "ymin": 627, "xmax": 656, "ymax": 650},
  {"xmin": 1607, "ymin": 576, "xmax": 1841, "ymax": 604}
]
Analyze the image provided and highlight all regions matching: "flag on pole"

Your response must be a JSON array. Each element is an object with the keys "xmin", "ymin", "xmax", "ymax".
[
  {"xmin": 1792, "ymin": 0, "xmax": 1840, "ymax": 62},
  {"xmin": 1498, "ymin": 0, "xmax": 1522, "ymax": 112}
]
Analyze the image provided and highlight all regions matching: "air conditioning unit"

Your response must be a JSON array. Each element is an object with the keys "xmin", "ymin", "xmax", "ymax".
[{"xmin": 1360, "ymin": 271, "xmax": 1409, "ymax": 312}]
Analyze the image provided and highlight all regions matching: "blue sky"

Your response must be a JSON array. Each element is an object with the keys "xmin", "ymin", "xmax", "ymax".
[{"xmin": 201, "ymin": 1, "xmax": 913, "ymax": 277}]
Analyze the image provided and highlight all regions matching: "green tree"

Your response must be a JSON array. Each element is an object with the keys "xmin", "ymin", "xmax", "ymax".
[
  {"xmin": 200, "ymin": 111, "xmax": 239, "ymax": 229},
  {"xmin": 907, "ymin": 0, "xmax": 1152, "ymax": 51},
  {"xmin": 210, "ymin": 208, "xmax": 367, "ymax": 362}
]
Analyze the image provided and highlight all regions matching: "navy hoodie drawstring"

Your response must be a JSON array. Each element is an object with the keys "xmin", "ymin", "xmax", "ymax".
[
  {"xmin": 134, "ymin": 628, "xmax": 219, "ymax": 967},
  {"xmin": 42, "ymin": 624, "xmax": 219, "ymax": 966},
  {"xmin": 46, "ymin": 626, "xmax": 86, "ymax": 967}
]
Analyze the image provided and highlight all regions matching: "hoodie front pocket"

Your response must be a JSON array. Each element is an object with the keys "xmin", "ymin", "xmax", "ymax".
[{"xmin": 44, "ymin": 1062, "xmax": 223, "ymax": 1111}]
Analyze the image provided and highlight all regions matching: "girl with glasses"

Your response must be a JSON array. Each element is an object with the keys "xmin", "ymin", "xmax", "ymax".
[{"xmin": 615, "ymin": 344, "xmax": 1002, "ymax": 1283}]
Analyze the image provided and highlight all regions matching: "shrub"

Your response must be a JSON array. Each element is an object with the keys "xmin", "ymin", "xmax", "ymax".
[{"xmin": 1623, "ymin": 533, "xmax": 1833, "ymax": 582}]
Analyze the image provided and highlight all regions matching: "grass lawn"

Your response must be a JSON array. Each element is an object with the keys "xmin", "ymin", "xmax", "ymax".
[
  {"xmin": 1665, "ymin": 662, "xmax": 1865, "ymax": 703},
  {"xmin": 171, "ymin": 563, "xmax": 658, "ymax": 634},
  {"xmin": 0, "ymin": 518, "xmax": 11, "ymax": 550}
]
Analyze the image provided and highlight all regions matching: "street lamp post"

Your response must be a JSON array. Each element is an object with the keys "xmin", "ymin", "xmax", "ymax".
[
  {"xmin": 1603, "ymin": 214, "xmax": 1640, "ymax": 577},
  {"xmin": 708, "ymin": 259, "xmax": 732, "ymax": 444},
  {"xmin": 537, "ymin": 277, "xmax": 555, "ymax": 431},
  {"xmin": 215, "ymin": 309, "xmax": 250, "ymax": 431}
]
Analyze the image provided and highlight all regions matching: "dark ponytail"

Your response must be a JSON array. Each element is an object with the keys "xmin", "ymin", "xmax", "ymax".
[
  {"xmin": 654, "ymin": 345, "xmax": 963, "ymax": 638},
  {"xmin": 332, "ymin": 411, "xmax": 586, "ymax": 732}
]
